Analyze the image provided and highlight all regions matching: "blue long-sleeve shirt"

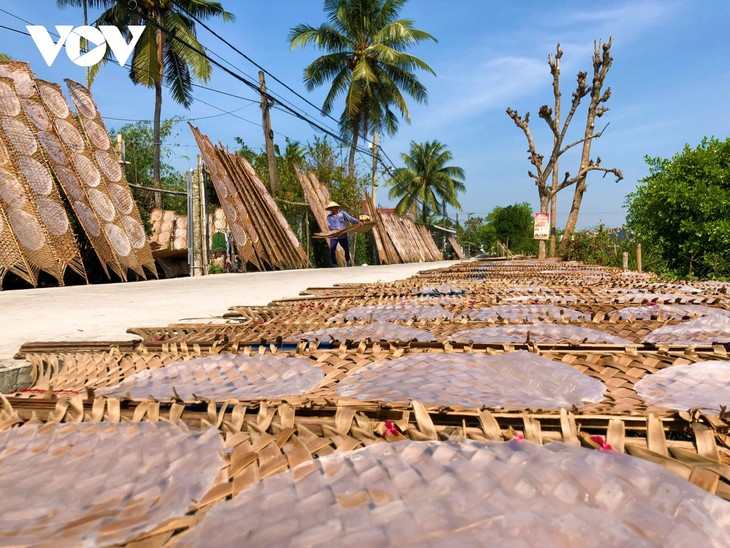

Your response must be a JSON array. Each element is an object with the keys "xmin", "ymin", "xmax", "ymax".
[{"xmin": 327, "ymin": 210, "xmax": 359, "ymax": 231}]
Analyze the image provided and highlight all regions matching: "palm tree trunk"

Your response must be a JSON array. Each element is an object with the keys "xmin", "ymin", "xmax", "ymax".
[
  {"xmin": 348, "ymin": 132, "xmax": 359, "ymax": 180},
  {"xmin": 153, "ymin": 19, "xmax": 163, "ymax": 209}
]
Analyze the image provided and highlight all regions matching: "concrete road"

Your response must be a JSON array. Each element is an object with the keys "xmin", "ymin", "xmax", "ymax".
[{"xmin": 0, "ymin": 261, "xmax": 462, "ymax": 361}]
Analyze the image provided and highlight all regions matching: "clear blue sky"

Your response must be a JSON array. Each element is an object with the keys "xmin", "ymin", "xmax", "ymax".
[{"xmin": 1, "ymin": 1, "xmax": 729, "ymax": 229}]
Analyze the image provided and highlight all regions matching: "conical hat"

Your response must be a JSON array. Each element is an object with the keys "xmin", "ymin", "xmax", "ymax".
[{"xmin": 325, "ymin": 201, "xmax": 340, "ymax": 210}]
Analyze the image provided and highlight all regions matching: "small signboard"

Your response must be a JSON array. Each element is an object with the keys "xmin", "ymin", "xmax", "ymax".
[{"xmin": 533, "ymin": 212, "xmax": 550, "ymax": 240}]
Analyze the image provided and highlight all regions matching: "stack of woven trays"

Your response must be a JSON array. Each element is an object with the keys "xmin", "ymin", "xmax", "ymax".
[{"xmin": 4, "ymin": 259, "xmax": 730, "ymax": 545}]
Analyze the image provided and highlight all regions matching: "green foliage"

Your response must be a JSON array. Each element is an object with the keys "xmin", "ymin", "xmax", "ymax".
[
  {"xmin": 83, "ymin": 0, "xmax": 234, "ymax": 99},
  {"xmin": 386, "ymin": 140, "xmax": 465, "ymax": 223},
  {"xmin": 459, "ymin": 216, "xmax": 496, "ymax": 254},
  {"xmin": 625, "ymin": 137, "xmax": 730, "ymax": 279},
  {"xmin": 487, "ymin": 202, "xmax": 538, "ymax": 255},
  {"xmin": 289, "ymin": 0, "xmax": 436, "ymax": 175},
  {"xmin": 560, "ymin": 225, "xmax": 633, "ymax": 267},
  {"xmin": 457, "ymin": 203, "xmax": 537, "ymax": 256},
  {"xmin": 109, "ymin": 118, "xmax": 188, "ymax": 218}
]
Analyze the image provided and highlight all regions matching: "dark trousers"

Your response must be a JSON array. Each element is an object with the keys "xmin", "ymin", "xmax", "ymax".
[{"xmin": 329, "ymin": 237, "xmax": 351, "ymax": 266}]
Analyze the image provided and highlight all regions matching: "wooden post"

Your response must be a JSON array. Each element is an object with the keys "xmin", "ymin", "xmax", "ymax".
[
  {"xmin": 259, "ymin": 71, "xmax": 280, "ymax": 196},
  {"xmin": 190, "ymin": 156, "xmax": 204, "ymax": 277},
  {"xmin": 371, "ymin": 131, "xmax": 379, "ymax": 206},
  {"xmin": 198, "ymin": 155, "xmax": 209, "ymax": 274},
  {"xmin": 622, "ymin": 251, "xmax": 628, "ymax": 271},
  {"xmin": 636, "ymin": 243, "xmax": 642, "ymax": 273}
]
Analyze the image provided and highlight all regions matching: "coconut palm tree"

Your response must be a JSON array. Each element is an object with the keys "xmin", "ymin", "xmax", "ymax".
[
  {"xmin": 289, "ymin": 0, "xmax": 436, "ymax": 179},
  {"xmin": 58, "ymin": 0, "xmax": 233, "ymax": 208},
  {"xmin": 386, "ymin": 140, "xmax": 465, "ymax": 224}
]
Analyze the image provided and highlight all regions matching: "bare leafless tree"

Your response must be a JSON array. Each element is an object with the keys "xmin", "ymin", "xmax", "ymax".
[{"xmin": 507, "ymin": 38, "xmax": 622, "ymax": 259}]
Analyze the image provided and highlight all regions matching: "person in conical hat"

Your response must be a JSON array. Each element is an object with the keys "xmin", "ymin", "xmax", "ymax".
[{"xmin": 325, "ymin": 201, "xmax": 360, "ymax": 266}]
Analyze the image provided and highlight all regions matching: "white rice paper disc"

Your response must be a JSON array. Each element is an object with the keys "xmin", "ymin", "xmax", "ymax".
[
  {"xmin": 53, "ymin": 164, "xmax": 85, "ymax": 201},
  {"xmin": 68, "ymin": 85, "xmax": 97, "ymax": 118},
  {"xmin": 37, "ymin": 131, "xmax": 67, "ymax": 166},
  {"xmin": 336, "ymin": 351, "xmax": 605, "ymax": 409},
  {"xmin": 7, "ymin": 209, "xmax": 45, "ymax": 251},
  {"xmin": 212, "ymin": 177, "xmax": 227, "ymax": 199},
  {"xmin": 1, "ymin": 118, "xmax": 37, "ymax": 155},
  {"xmin": 0, "ymin": 80, "xmax": 21, "ymax": 116},
  {"xmin": 94, "ymin": 149, "xmax": 122, "ymax": 182},
  {"xmin": 73, "ymin": 154, "xmax": 101, "ymax": 188},
  {"xmin": 618, "ymin": 304, "xmax": 730, "ymax": 321},
  {"xmin": 104, "ymin": 222, "xmax": 131, "ymax": 257},
  {"xmin": 635, "ymin": 360, "xmax": 730, "ymax": 413},
  {"xmin": 177, "ymin": 440, "xmax": 730, "ymax": 547},
  {"xmin": 229, "ymin": 222, "xmax": 248, "ymax": 246},
  {"xmin": 643, "ymin": 316, "xmax": 730, "ymax": 345},
  {"xmin": 331, "ymin": 304, "xmax": 454, "ymax": 322},
  {"xmin": 38, "ymin": 83, "xmax": 70, "ymax": 118},
  {"xmin": 21, "ymin": 98, "xmax": 50, "ymax": 131},
  {"xmin": 221, "ymin": 201, "xmax": 237, "ymax": 223},
  {"xmin": 17, "ymin": 156, "xmax": 52, "ymax": 196},
  {"xmin": 0, "ymin": 422, "xmax": 224, "ymax": 546},
  {"xmin": 88, "ymin": 188, "xmax": 115, "ymax": 222},
  {"xmin": 120, "ymin": 215, "xmax": 146, "ymax": 249},
  {"xmin": 84, "ymin": 119, "xmax": 110, "ymax": 150},
  {"xmin": 98, "ymin": 354, "xmax": 324, "ymax": 401},
  {"xmin": 6, "ymin": 69, "xmax": 35, "ymax": 98},
  {"xmin": 54, "ymin": 118, "xmax": 85, "ymax": 152},
  {"xmin": 451, "ymin": 323, "xmax": 632, "ymax": 344},
  {"xmin": 108, "ymin": 183, "xmax": 134, "ymax": 215},
  {"xmin": 0, "ymin": 167, "xmax": 27, "ymax": 208},
  {"xmin": 73, "ymin": 200, "xmax": 100, "ymax": 237},
  {"xmin": 222, "ymin": 175, "xmax": 237, "ymax": 198},
  {"xmin": 36, "ymin": 197, "xmax": 69, "ymax": 236},
  {"xmin": 459, "ymin": 305, "xmax": 589, "ymax": 321},
  {"xmin": 294, "ymin": 321, "xmax": 435, "ymax": 343}
]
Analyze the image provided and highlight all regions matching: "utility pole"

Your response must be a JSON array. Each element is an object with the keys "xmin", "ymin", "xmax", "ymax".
[
  {"xmin": 259, "ymin": 70, "xmax": 280, "ymax": 196},
  {"xmin": 370, "ymin": 131, "xmax": 379, "ymax": 206},
  {"xmin": 189, "ymin": 156, "xmax": 204, "ymax": 277}
]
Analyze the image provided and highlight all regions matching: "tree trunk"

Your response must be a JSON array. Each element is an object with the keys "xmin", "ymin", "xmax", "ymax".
[
  {"xmin": 348, "ymin": 125, "xmax": 359, "ymax": 180},
  {"xmin": 560, "ymin": 180, "xmax": 586, "ymax": 251},
  {"xmin": 559, "ymin": 39, "xmax": 614, "ymax": 254},
  {"xmin": 538, "ymin": 194, "xmax": 549, "ymax": 259},
  {"xmin": 152, "ymin": 19, "xmax": 163, "ymax": 209},
  {"xmin": 549, "ymin": 165, "xmax": 558, "ymax": 257},
  {"xmin": 549, "ymin": 48, "xmax": 561, "ymax": 259}
]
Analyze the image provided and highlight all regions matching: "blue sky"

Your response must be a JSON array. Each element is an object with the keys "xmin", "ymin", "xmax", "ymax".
[{"xmin": 1, "ymin": 0, "xmax": 729, "ymax": 229}]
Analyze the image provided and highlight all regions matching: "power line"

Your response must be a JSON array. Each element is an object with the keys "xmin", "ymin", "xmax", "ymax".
[
  {"xmin": 171, "ymin": 0, "xmax": 343, "ymax": 128},
  {"xmin": 0, "ymin": 6, "xmax": 405, "ymax": 178},
  {"xmin": 114, "ymin": 0, "xmax": 373, "ymax": 156}
]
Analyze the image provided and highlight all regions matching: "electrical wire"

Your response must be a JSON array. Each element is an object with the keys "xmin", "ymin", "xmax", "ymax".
[
  {"xmin": 0, "ymin": 5, "xmax": 404, "ymax": 180},
  {"xmin": 171, "ymin": 0, "xmax": 343, "ymax": 128},
  {"xmin": 112, "ymin": 0, "xmax": 382, "ymax": 158}
]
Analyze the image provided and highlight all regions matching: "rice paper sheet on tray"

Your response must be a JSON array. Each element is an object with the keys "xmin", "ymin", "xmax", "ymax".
[
  {"xmin": 634, "ymin": 360, "xmax": 730, "ymax": 414},
  {"xmin": 98, "ymin": 354, "xmax": 324, "ymax": 401},
  {"xmin": 330, "ymin": 303, "xmax": 454, "ymax": 322},
  {"xmin": 294, "ymin": 321, "xmax": 435, "ymax": 343},
  {"xmin": 458, "ymin": 305, "xmax": 589, "ymax": 321},
  {"xmin": 451, "ymin": 323, "xmax": 631, "ymax": 344},
  {"xmin": 0, "ymin": 422, "xmax": 223, "ymax": 546},
  {"xmin": 174, "ymin": 440, "xmax": 730, "ymax": 547},
  {"xmin": 643, "ymin": 315, "xmax": 730, "ymax": 345},
  {"xmin": 335, "ymin": 351, "xmax": 605, "ymax": 409}
]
